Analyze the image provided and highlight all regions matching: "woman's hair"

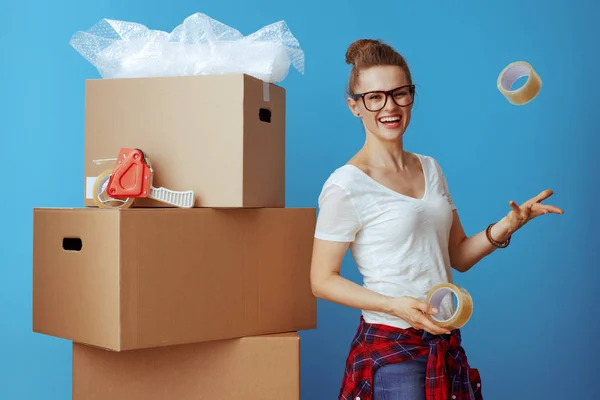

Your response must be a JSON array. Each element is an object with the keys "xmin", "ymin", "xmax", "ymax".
[{"xmin": 345, "ymin": 39, "xmax": 412, "ymax": 96}]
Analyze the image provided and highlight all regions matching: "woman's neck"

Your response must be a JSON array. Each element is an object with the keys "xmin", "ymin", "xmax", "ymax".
[{"xmin": 359, "ymin": 135, "xmax": 410, "ymax": 172}]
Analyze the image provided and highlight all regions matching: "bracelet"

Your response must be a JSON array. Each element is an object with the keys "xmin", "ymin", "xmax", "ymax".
[{"xmin": 486, "ymin": 223, "xmax": 511, "ymax": 248}]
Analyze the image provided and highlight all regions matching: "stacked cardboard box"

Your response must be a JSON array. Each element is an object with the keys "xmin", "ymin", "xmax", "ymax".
[{"xmin": 32, "ymin": 74, "xmax": 317, "ymax": 399}]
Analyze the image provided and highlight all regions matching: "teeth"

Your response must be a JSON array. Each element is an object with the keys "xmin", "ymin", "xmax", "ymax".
[{"xmin": 379, "ymin": 116, "xmax": 400, "ymax": 122}]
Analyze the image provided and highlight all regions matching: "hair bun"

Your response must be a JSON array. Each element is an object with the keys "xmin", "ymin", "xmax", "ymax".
[{"xmin": 345, "ymin": 39, "xmax": 383, "ymax": 65}]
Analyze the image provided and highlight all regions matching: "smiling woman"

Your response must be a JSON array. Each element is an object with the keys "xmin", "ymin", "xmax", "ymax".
[{"xmin": 309, "ymin": 38, "xmax": 563, "ymax": 400}]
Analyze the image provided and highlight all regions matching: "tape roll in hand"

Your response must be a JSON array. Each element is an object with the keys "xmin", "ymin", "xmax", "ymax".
[
  {"xmin": 497, "ymin": 61, "xmax": 542, "ymax": 105},
  {"xmin": 425, "ymin": 283, "xmax": 473, "ymax": 330}
]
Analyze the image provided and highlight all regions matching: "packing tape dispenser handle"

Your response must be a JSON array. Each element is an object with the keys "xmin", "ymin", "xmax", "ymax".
[
  {"xmin": 425, "ymin": 282, "xmax": 473, "ymax": 330},
  {"xmin": 497, "ymin": 61, "xmax": 542, "ymax": 105}
]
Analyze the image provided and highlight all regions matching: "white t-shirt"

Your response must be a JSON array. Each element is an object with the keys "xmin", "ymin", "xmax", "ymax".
[{"xmin": 314, "ymin": 153, "xmax": 457, "ymax": 329}]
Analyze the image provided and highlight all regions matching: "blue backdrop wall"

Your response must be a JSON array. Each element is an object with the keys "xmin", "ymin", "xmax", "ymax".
[{"xmin": 1, "ymin": 0, "xmax": 598, "ymax": 398}]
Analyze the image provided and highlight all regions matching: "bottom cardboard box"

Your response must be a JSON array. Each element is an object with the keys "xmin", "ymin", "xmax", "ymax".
[{"xmin": 73, "ymin": 332, "xmax": 300, "ymax": 400}]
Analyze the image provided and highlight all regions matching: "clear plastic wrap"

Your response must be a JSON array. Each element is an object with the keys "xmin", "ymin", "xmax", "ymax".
[{"xmin": 69, "ymin": 12, "xmax": 305, "ymax": 83}]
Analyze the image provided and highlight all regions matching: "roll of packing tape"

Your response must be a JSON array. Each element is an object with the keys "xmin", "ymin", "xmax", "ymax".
[
  {"xmin": 425, "ymin": 283, "xmax": 473, "ymax": 330},
  {"xmin": 497, "ymin": 61, "xmax": 542, "ymax": 105}
]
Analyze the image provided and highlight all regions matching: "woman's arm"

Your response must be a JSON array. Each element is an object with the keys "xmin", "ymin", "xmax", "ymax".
[
  {"xmin": 310, "ymin": 238, "xmax": 394, "ymax": 312},
  {"xmin": 447, "ymin": 211, "xmax": 513, "ymax": 273},
  {"xmin": 448, "ymin": 190, "xmax": 563, "ymax": 273}
]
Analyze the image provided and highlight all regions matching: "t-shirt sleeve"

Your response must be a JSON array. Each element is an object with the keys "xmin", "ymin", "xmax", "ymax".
[
  {"xmin": 314, "ymin": 181, "xmax": 362, "ymax": 242},
  {"xmin": 433, "ymin": 159, "xmax": 457, "ymax": 210}
]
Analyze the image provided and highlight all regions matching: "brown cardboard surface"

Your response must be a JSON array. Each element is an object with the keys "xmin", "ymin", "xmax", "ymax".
[
  {"xmin": 73, "ymin": 332, "xmax": 300, "ymax": 400},
  {"xmin": 83, "ymin": 73, "xmax": 285, "ymax": 208},
  {"xmin": 33, "ymin": 207, "xmax": 316, "ymax": 351}
]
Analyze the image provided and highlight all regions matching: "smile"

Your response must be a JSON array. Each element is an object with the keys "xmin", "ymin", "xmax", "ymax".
[{"xmin": 378, "ymin": 115, "xmax": 402, "ymax": 128}]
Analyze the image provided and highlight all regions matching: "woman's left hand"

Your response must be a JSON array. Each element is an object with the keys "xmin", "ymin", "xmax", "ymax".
[{"xmin": 504, "ymin": 189, "xmax": 564, "ymax": 234}]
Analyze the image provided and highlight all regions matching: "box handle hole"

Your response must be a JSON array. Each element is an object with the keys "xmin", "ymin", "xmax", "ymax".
[
  {"xmin": 259, "ymin": 108, "xmax": 271, "ymax": 123},
  {"xmin": 63, "ymin": 237, "xmax": 82, "ymax": 252}
]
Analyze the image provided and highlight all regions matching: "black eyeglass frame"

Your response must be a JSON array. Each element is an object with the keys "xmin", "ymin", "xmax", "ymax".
[{"xmin": 349, "ymin": 84, "xmax": 416, "ymax": 111}]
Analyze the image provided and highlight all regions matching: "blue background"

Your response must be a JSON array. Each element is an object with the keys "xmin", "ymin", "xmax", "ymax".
[{"xmin": 1, "ymin": 0, "xmax": 599, "ymax": 398}]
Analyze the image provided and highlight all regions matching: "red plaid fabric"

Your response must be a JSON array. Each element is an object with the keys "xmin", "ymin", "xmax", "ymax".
[{"xmin": 339, "ymin": 317, "xmax": 483, "ymax": 400}]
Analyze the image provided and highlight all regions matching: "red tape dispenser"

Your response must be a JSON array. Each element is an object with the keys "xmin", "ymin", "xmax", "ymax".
[{"xmin": 91, "ymin": 148, "xmax": 195, "ymax": 209}]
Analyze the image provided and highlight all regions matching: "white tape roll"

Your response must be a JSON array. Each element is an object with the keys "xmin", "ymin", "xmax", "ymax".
[{"xmin": 425, "ymin": 282, "xmax": 473, "ymax": 330}]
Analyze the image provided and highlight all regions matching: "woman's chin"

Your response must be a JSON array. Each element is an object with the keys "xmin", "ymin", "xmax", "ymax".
[{"xmin": 376, "ymin": 125, "xmax": 406, "ymax": 142}]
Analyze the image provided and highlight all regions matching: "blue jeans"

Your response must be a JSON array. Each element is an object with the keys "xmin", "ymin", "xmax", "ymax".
[{"xmin": 372, "ymin": 332, "xmax": 476, "ymax": 400}]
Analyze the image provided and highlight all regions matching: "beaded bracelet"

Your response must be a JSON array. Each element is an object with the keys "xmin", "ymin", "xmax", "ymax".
[{"xmin": 486, "ymin": 223, "xmax": 511, "ymax": 248}]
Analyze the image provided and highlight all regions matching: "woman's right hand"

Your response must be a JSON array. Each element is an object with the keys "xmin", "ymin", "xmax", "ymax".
[{"xmin": 388, "ymin": 296, "xmax": 452, "ymax": 335}]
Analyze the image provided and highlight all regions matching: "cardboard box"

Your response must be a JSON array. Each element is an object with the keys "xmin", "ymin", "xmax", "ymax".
[
  {"xmin": 73, "ymin": 333, "xmax": 300, "ymax": 400},
  {"xmin": 83, "ymin": 74, "xmax": 285, "ymax": 208},
  {"xmin": 32, "ymin": 207, "xmax": 316, "ymax": 351}
]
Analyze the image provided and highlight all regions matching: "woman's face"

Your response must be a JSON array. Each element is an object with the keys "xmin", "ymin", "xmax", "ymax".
[{"xmin": 347, "ymin": 65, "xmax": 414, "ymax": 142}]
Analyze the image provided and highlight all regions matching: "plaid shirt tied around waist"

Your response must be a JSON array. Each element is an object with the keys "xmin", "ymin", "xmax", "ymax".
[{"xmin": 339, "ymin": 317, "xmax": 483, "ymax": 400}]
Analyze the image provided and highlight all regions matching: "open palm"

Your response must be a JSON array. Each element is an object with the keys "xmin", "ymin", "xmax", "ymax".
[{"xmin": 506, "ymin": 189, "xmax": 564, "ymax": 232}]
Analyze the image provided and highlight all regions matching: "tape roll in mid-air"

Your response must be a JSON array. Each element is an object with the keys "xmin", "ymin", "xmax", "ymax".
[
  {"xmin": 497, "ymin": 61, "xmax": 542, "ymax": 105},
  {"xmin": 426, "ymin": 283, "xmax": 473, "ymax": 330}
]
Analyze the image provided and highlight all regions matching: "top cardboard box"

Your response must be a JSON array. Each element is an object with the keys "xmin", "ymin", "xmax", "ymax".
[{"xmin": 83, "ymin": 74, "xmax": 285, "ymax": 208}]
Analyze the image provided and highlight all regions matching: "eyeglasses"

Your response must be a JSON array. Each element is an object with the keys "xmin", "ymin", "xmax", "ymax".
[{"xmin": 349, "ymin": 84, "xmax": 416, "ymax": 112}]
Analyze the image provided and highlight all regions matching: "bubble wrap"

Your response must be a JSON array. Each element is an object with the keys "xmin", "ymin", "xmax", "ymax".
[{"xmin": 69, "ymin": 12, "xmax": 305, "ymax": 83}]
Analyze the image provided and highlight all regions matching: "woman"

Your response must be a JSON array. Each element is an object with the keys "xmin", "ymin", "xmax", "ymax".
[{"xmin": 310, "ymin": 39, "xmax": 563, "ymax": 400}]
